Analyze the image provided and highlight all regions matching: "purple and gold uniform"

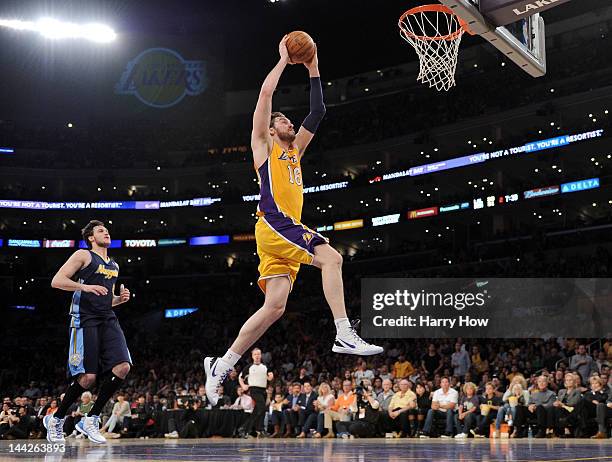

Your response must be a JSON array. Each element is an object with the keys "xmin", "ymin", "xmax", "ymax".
[{"xmin": 255, "ymin": 141, "xmax": 328, "ymax": 293}]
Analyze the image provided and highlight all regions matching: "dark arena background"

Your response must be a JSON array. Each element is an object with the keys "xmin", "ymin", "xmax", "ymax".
[{"xmin": 1, "ymin": 0, "xmax": 612, "ymax": 461}]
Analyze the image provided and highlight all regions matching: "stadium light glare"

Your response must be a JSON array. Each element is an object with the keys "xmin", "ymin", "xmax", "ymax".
[{"xmin": 0, "ymin": 17, "xmax": 116, "ymax": 43}]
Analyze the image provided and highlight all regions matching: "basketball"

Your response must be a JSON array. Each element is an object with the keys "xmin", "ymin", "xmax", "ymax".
[{"xmin": 286, "ymin": 31, "xmax": 316, "ymax": 64}]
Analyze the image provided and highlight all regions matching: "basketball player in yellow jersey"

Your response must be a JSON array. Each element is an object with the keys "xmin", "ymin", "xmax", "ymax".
[{"xmin": 203, "ymin": 36, "xmax": 382, "ymax": 406}]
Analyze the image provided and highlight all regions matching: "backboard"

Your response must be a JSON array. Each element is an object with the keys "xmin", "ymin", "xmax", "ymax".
[{"xmin": 438, "ymin": 0, "xmax": 567, "ymax": 77}]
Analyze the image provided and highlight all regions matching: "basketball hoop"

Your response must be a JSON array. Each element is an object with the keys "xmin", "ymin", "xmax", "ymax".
[{"xmin": 399, "ymin": 4, "xmax": 473, "ymax": 91}]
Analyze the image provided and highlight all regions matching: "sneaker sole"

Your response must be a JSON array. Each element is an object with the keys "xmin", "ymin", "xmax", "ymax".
[
  {"xmin": 332, "ymin": 345, "xmax": 384, "ymax": 356},
  {"xmin": 203, "ymin": 357, "xmax": 220, "ymax": 406},
  {"xmin": 75, "ymin": 423, "xmax": 106, "ymax": 444}
]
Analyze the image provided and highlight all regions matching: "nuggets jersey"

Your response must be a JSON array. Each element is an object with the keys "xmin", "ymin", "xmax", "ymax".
[
  {"xmin": 256, "ymin": 142, "xmax": 303, "ymax": 221},
  {"xmin": 69, "ymin": 250, "xmax": 119, "ymax": 328}
]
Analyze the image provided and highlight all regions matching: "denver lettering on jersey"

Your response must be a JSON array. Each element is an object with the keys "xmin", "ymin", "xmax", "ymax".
[{"xmin": 96, "ymin": 264, "xmax": 119, "ymax": 279}]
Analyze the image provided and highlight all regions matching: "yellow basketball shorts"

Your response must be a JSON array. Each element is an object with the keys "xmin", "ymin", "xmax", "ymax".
[{"xmin": 255, "ymin": 212, "xmax": 329, "ymax": 293}]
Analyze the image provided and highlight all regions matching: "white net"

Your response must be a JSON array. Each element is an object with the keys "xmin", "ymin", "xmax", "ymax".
[{"xmin": 399, "ymin": 6, "xmax": 466, "ymax": 91}]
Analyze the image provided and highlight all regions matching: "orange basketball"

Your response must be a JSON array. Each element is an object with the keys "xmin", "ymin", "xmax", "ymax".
[{"xmin": 286, "ymin": 31, "xmax": 316, "ymax": 64}]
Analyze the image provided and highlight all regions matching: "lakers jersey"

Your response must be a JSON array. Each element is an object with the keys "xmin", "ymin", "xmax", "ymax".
[{"xmin": 256, "ymin": 142, "xmax": 303, "ymax": 221}]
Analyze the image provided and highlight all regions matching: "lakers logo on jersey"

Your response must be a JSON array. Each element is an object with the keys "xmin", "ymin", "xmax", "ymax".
[
  {"xmin": 278, "ymin": 151, "xmax": 298, "ymax": 164},
  {"xmin": 96, "ymin": 264, "xmax": 118, "ymax": 280},
  {"xmin": 302, "ymin": 232, "xmax": 313, "ymax": 245}
]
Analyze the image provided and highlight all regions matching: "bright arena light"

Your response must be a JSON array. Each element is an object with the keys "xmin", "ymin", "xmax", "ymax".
[{"xmin": 0, "ymin": 17, "xmax": 116, "ymax": 43}]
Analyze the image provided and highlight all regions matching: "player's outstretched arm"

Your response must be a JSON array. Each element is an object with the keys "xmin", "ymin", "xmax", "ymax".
[
  {"xmin": 296, "ymin": 48, "xmax": 325, "ymax": 158},
  {"xmin": 252, "ymin": 35, "xmax": 291, "ymax": 168},
  {"xmin": 51, "ymin": 249, "xmax": 106, "ymax": 295}
]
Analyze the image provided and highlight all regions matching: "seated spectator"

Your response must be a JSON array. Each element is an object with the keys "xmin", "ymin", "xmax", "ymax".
[
  {"xmin": 495, "ymin": 377, "xmax": 529, "ymax": 438},
  {"xmin": 121, "ymin": 395, "xmax": 153, "ymax": 438},
  {"xmin": 454, "ymin": 382, "xmax": 480, "ymax": 438},
  {"xmin": 101, "ymin": 393, "xmax": 130, "ymax": 438},
  {"xmin": 393, "ymin": 354, "xmax": 415, "ymax": 380},
  {"xmin": 282, "ymin": 383, "xmax": 305, "ymax": 437},
  {"xmin": 268, "ymin": 393, "xmax": 285, "ymax": 438},
  {"xmin": 0, "ymin": 406, "xmax": 31, "ymax": 440},
  {"xmin": 376, "ymin": 379, "xmax": 395, "ymax": 413},
  {"xmin": 179, "ymin": 399, "xmax": 203, "ymax": 439},
  {"xmin": 212, "ymin": 386, "xmax": 232, "ymax": 409},
  {"xmin": 31, "ymin": 397, "xmax": 49, "ymax": 438},
  {"xmin": 550, "ymin": 373, "xmax": 582, "ymax": 437},
  {"xmin": 311, "ymin": 383, "xmax": 335, "ymax": 438},
  {"xmin": 413, "ymin": 382, "xmax": 432, "ymax": 435},
  {"xmin": 580, "ymin": 375, "xmax": 609, "ymax": 438},
  {"xmin": 336, "ymin": 386, "xmax": 380, "ymax": 438},
  {"xmin": 295, "ymin": 383, "xmax": 318, "ymax": 438},
  {"xmin": 353, "ymin": 359, "xmax": 374, "ymax": 386},
  {"xmin": 45, "ymin": 399, "xmax": 59, "ymax": 417},
  {"xmin": 515, "ymin": 375, "xmax": 556, "ymax": 438},
  {"xmin": 324, "ymin": 380, "xmax": 357, "ymax": 438},
  {"xmin": 0, "ymin": 403, "xmax": 13, "ymax": 438},
  {"xmin": 473, "ymin": 381, "xmax": 502, "ymax": 438},
  {"xmin": 232, "ymin": 387, "xmax": 255, "ymax": 413},
  {"xmin": 592, "ymin": 387, "xmax": 612, "ymax": 439},
  {"xmin": 380, "ymin": 378, "xmax": 416, "ymax": 437},
  {"xmin": 419, "ymin": 376, "xmax": 458, "ymax": 438}
]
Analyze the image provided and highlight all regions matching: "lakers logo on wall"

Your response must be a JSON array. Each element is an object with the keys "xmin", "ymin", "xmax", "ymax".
[{"xmin": 115, "ymin": 48, "xmax": 206, "ymax": 108}]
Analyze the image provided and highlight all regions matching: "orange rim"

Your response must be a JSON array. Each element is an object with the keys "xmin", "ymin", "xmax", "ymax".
[{"xmin": 398, "ymin": 4, "xmax": 473, "ymax": 42}]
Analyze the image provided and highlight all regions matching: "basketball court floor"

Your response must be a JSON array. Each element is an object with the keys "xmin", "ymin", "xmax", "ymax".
[{"xmin": 0, "ymin": 439, "xmax": 610, "ymax": 462}]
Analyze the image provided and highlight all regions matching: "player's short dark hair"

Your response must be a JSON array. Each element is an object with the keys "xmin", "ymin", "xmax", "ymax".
[
  {"xmin": 270, "ymin": 112, "xmax": 285, "ymax": 128},
  {"xmin": 81, "ymin": 220, "xmax": 105, "ymax": 249}
]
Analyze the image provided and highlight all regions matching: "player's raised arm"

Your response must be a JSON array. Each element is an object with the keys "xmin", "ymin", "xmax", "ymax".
[
  {"xmin": 295, "ymin": 47, "xmax": 325, "ymax": 158},
  {"xmin": 252, "ymin": 36, "xmax": 291, "ymax": 168},
  {"xmin": 51, "ymin": 249, "xmax": 106, "ymax": 295}
]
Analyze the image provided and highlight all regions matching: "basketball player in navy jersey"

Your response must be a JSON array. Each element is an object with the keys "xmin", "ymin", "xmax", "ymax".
[{"xmin": 43, "ymin": 220, "xmax": 132, "ymax": 444}]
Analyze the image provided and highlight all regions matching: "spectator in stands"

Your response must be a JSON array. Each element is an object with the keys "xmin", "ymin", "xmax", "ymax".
[
  {"xmin": 380, "ymin": 378, "xmax": 416, "ymax": 437},
  {"xmin": 354, "ymin": 360, "xmax": 375, "ymax": 385},
  {"xmin": 282, "ymin": 383, "xmax": 305, "ymax": 437},
  {"xmin": 393, "ymin": 354, "xmax": 415, "ymax": 380},
  {"xmin": 336, "ymin": 386, "xmax": 380, "ymax": 438},
  {"xmin": 310, "ymin": 382, "xmax": 335, "ymax": 438},
  {"xmin": 495, "ymin": 376, "xmax": 529, "ymax": 438},
  {"xmin": 324, "ymin": 380, "xmax": 357, "ymax": 438},
  {"xmin": 570, "ymin": 345, "xmax": 596, "ymax": 385},
  {"xmin": 295, "ymin": 383, "xmax": 318, "ymax": 438},
  {"xmin": 101, "ymin": 393, "xmax": 130, "ymax": 438},
  {"xmin": 471, "ymin": 345, "xmax": 489, "ymax": 376},
  {"xmin": 122, "ymin": 395, "xmax": 153, "ymax": 438},
  {"xmin": 0, "ymin": 405, "xmax": 31, "ymax": 440},
  {"xmin": 413, "ymin": 382, "xmax": 431, "ymax": 436},
  {"xmin": 419, "ymin": 376, "xmax": 458, "ymax": 438},
  {"xmin": 268, "ymin": 393, "xmax": 285, "ymax": 438},
  {"xmin": 31, "ymin": 397, "xmax": 49, "ymax": 438},
  {"xmin": 232, "ymin": 387, "xmax": 255, "ymax": 413},
  {"xmin": 421, "ymin": 344, "xmax": 443, "ymax": 378},
  {"xmin": 454, "ymin": 382, "xmax": 479, "ymax": 438},
  {"xmin": 519, "ymin": 376, "xmax": 557, "ymax": 438},
  {"xmin": 451, "ymin": 343, "xmax": 471, "ymax": 380},
  {"xmin": 0, "ymin": 403, "xmax": 12, "ymax": 438},
  {"xmin": 472, "ymin": 381, "xmax": 502, "ymax": 438},
  {"xmin": 550, "ymin": 373, "xmax": 581, "ymax": 437},
  {"xmin": 376, "ymin": 379, "xmax": 395, "ymax": 413},
  {"xmin": 581, "ymin": 376, "xmax": 609, "ymax": 438}
]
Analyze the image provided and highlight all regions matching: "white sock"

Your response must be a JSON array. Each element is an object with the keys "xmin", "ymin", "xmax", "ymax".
[
  {"xmin": 221, "ymin": 349, "xmax": 241, "ymax": 366},
  {"xmin": 334, "ymin": 317, "xmax": 351, "ymax": 334}
]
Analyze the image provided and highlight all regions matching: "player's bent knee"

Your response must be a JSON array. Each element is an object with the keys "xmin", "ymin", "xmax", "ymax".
[
  {"xmin": 79, "ymin": 373, "xmax": 97, "ymax": 389},
  {"xmin": 264, "ymin": 300, "xmax": 286, "ymax": 317},
  {"xmin": 113, "ymin": 362, "xmax": 131, "ymax": 378}
]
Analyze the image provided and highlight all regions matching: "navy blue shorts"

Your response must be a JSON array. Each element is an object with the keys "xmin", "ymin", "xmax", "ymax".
[{"xmin": 67, "ymin": 318, "xmax": 132, "ymax": 377}]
